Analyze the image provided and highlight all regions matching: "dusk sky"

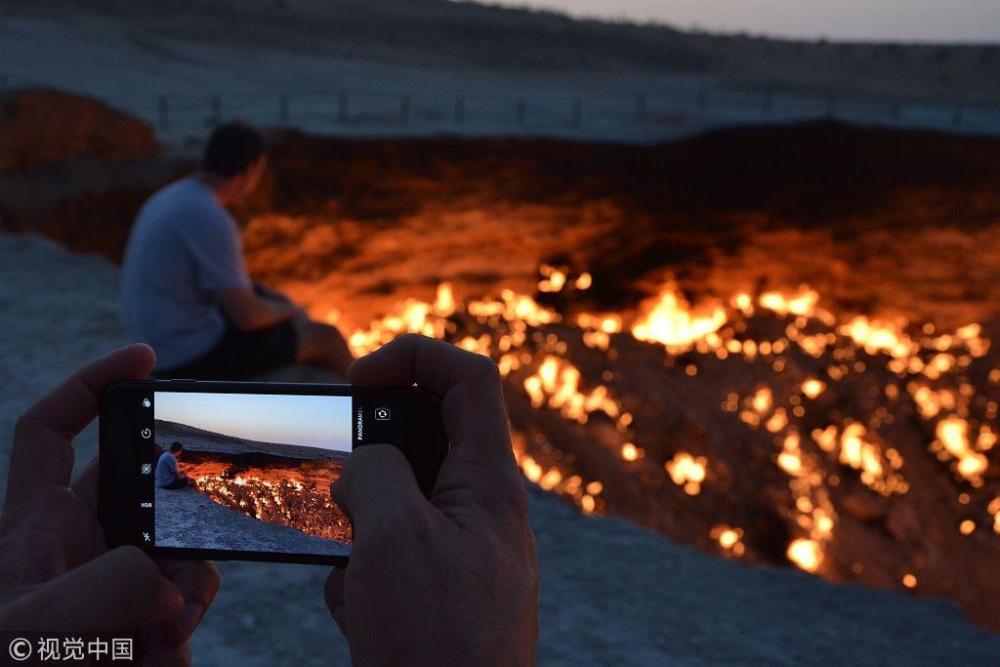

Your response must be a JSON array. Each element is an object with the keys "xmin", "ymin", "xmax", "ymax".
[
  {"xmin": 487, "ymin": 0, "xmax": 1000, "ymax": 43},
  {"xmin": 155, "ymin": 392, "xmax": 352, "ymax": 451}
]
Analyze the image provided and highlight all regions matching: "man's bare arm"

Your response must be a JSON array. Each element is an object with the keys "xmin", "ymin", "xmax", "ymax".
[{"xmin": 216, "ymin": 287, "xmax": 301, "ymax": 331}]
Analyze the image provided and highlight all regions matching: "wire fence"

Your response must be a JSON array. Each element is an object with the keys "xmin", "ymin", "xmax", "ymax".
[{"xmin": 71, "ymin": 84, "xmax": 1000, "ymax": 141}]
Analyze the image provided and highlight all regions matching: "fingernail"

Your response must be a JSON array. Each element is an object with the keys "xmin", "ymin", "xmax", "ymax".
[{"xmin": 173, "ymin": 601, "xmax": 206, "ymax": 641}]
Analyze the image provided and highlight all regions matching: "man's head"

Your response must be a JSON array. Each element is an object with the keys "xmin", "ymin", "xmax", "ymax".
[
  {"xmin": 170, "ymin": 441, "xmax": 184, "ymax": 458},
  {"xmin": 201, "ymin": 122, "xmax": 267, "ymax": 203}
]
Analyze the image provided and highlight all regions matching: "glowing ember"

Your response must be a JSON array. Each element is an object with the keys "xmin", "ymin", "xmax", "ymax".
[
  {"xmin": 758, "ymin": 287, "xmax": 821, "ymax": 318},
  {"xmin": 185, "ymin": 464, "xmax": 351, "ymax": 543},
  {"xmin": 801, "ymin": 378, "xmax": 826, "ymax": 399},
  {"xmin": 665, "ymin": 453, "xmax": 708, "ymax": 496},
  {"xmin": 621, "ymin": 443, "xmax": 643, "ymax": 462},
  {"xmin": 788, "ymin": 538, "xmax": 823, "ymax": 573},
  {"xmin": 933, "ymin": 417, "xmax": 989, "ymax": 486},
  {"xmin": 522, "ymin": 355, "xmax": 619, "ymax": 423},
  {"xmin": 711, "ymin": 525, "xmax": 746, "ymax": 557}
]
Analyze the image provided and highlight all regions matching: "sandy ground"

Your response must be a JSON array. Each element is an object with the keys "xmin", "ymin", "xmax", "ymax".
[
  {"xmin": 155, "ymin": 485, "xmax": 349, "ymax": 557},
  {"xmin": 3, "ymin": 232, "xmax": 1000, "ymax": 664}
]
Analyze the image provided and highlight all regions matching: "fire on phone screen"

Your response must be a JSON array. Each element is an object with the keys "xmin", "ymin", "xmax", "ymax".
[{"xmin": 148, "ymin": 391, "xmax": 353, "ymax": 557}]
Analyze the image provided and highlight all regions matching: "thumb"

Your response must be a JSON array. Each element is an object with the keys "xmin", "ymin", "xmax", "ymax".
[
  {"xmin": 331, "ymin": 444, "xmax": 428, "ymax": 541},
  {"xmin": 2, "ymin": 546, "xmax": 184, "ymax": 631}
]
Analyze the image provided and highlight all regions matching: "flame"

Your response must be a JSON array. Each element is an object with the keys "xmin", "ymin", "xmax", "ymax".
[
  {"xmin": 840, "ymin": 316, "xmax": 916, "ymax": 359},
  {"xmin": 787, "ymin": 538, "xmax": 823, "ymax": 573},
  {"xmin": 621, "ymin": 443, "xmax": 644, "ymax": 461},
  {"xmin": 665, "ymin": 453, "xmax": 708, "ymax": 495},
  {"xmin": 933, "ymin": 417, "xmax": 989, "ymax": 486},
  {"xmin": 185, "ymin": 464, "xmax": 351, "ymax": 543},
  {"xmin": 291, "ymin": 269, "xmax": 997, "ymax": 602},
  {"xmin": 801, "ymin": 378, "xmax": 826, "ymax": 399},
  {"xmin": 523, "ymin": 355, "xmax": 619, "ymax": 423},
  {"xmin": 631, "ymin": 284, "xmax": 726, "ymax": 351},
  {"xmin": 759, "ymin": 286, "xmax": 820, "ymax": 318},
  {"xmin": 711, "ymin": 525, "xmax": 746, "ymax": 557}
]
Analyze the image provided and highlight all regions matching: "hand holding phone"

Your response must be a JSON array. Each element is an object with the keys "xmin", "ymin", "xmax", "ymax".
[
  {"xmin": 0, "ymin": 345, "xmax": 219, "ymax": 661},
  {"xmin": 325, "ymin": 334, "xmax": 539, "ymax": 666}
]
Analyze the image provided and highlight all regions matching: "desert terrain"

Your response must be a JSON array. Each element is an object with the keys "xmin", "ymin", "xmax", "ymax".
[
  {"xmin": 2, "ymin": 1, "xmax": 999, "ymax": 145},
  {"xmin": 2, "ymin": 1, "xmax": 1000, "ymax": 661}
]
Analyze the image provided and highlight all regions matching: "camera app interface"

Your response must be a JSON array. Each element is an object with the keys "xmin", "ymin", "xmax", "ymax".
[{"xmin": 146, "ymin": 391, "xmax": 353, "ymax": 557}]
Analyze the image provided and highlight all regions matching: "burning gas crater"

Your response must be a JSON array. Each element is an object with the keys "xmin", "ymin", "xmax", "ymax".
[
  {"xmin": 306, "ymin": 265, "xmax": 999, "ymax": 626},
  {"xmin": 184, "ymin": 466, "xmax": 352, "ymax": 543}
]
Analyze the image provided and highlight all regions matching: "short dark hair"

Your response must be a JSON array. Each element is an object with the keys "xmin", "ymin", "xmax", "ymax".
[
  {"xmin": 201, "ymin": 122, "xmax": 264, "ymax": 176},
  {"xmin": 170, "ymin": 441, "xmax": 184, "ymax": 453}
]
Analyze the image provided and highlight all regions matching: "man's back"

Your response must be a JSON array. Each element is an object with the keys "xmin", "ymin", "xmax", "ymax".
[
  {"xmin": 120, "ymin": 176, "xmax": 251, "ymax": 371},
  {"xmin": 154, "ymin": 450, "xmax": 180, "ymax": 488}
]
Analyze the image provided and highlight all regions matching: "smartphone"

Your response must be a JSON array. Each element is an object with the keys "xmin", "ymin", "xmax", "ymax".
[{"xmin": 99, "ymin": 380, "xmax": 448, "ymax": 565}]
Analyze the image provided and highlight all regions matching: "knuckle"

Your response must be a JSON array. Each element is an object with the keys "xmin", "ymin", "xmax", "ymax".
[
  {"xmin": 466, "ymin": 352, "xmax": 501, "ymax": 382},
  {"xmin": 113, "ymin": 545, "xmax": 159, "ymax": 582},
  {"xmin": 396, "ymin": 332, "xmax": 426, "ymax": 348}
]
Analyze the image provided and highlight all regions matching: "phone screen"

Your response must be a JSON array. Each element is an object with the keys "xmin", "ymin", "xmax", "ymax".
[
  {"xmin": 101, "ymin": 380, "xmax": 447, "ymax": 564},
  {"xmin": 148, "ymin": 391, "xmax": 354, "ymax": 557}
]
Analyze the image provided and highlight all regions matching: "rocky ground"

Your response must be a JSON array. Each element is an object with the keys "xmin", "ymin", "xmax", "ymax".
[{"xmin": 154, "ymin": 484, "xmax": 348, "ymax": 557}]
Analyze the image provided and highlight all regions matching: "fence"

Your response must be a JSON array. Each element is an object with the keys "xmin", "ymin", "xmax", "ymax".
[{"xmin": 121, "ymin": 85, "xmax": 1000, "ymax": 142}]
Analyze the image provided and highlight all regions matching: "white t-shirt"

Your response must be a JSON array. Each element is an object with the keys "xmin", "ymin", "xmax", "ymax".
[
  {"xmin": 120, "ymin": 177, "xmax": 252, "ymax": 370},
  {"xmin": 155, "ymin": 451, "xmax": 180, "ymax": 487}
]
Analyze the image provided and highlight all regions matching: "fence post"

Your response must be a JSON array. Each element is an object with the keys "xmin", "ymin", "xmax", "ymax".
[
  {"xmin": 635, "ymin": 93, "xmax": 646, "ymax": 121},
  {"xmin": 209, "ymin": 94, "xmax": 222, "ymax": 127},
  {"xmin": 158, "ymin": 95, "xmax": 169, "ymax": 132},
  {"xmin": 454, "ymin": 96, "xmax": 465, "ymax": 124},
  {"xmin": 515, "ymin": 98, "xmax": 526, "ymax": 125},
  {"xmin": 280, "ymin": 93, "xmax": 290, "ymax": 124},
  {"xmin": 399, "ymin": 94, "xmax": 411, "ymax": 126},
  {"xmin": 571, "ymin": 98, "xmax": 582, "ymax": 128},
  {"xmin": 696, "ymin": 90, "xmax": 707, "ymax": 113},
  {"xmin": 338, "ymin": 90, "xmax": 349, "ymax": 124}
]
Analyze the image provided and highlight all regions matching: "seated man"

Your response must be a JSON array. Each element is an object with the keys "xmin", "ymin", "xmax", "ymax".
[
  {"xmin": 120, "ymin": 121, "xmax": 353, "ymax": 380},
  {"xmin": 156, "ymin": 441, "xmax": 193, "ymax": 489}
]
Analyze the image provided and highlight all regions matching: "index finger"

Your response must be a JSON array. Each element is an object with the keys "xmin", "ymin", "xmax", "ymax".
[
  {"xmin": 348, "ymin": 334, "xmax": 515, "ymax": 468},
  {"xmin": 5, "ymin": 345, "xmax": 156, "ymax": 512}
]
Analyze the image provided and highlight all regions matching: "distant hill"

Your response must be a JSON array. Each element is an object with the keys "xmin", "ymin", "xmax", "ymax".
[
  {"xmin": 155, "ymin": 419, "xmax": 350, "ymax": 461},
  {"xmin": 4, "ymin": 0, "xmax": 999, "ymax": 105}
]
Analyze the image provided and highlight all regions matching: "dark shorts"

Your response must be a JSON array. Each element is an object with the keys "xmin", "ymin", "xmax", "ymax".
[
  {"xmin": 156, "ymin": 319, "xmax": 298, "ymax": 381},
  {"xmin": 160, "ymin": 478, "xmax": 190, "ymax": 490}
]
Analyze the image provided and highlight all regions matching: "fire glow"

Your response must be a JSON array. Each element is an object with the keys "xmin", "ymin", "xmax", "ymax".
[
  {"xmin": 291, "ymin": 268, "xmax": 999, "ymax": 627},
  {"xmin": 180, "ymin": 461, "xmax": 352, "ymax": 543}
]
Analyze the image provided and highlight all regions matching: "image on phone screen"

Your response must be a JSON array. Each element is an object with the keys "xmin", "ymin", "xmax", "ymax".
[{"xmin": 150, "ymin": 391, "xmax": 352, "ymax": 557}]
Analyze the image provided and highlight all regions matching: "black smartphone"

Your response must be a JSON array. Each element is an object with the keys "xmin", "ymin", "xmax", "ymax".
[{"xmin": 99, "ymin": 380, "xmax": 448, "ymax": 565}]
